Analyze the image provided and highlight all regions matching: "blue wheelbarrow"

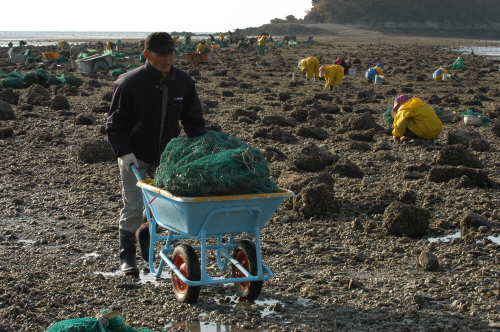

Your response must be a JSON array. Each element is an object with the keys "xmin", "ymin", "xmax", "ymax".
[{"xmin": 131, "ymin": 165, "xmax": 294, "ymax": 303}]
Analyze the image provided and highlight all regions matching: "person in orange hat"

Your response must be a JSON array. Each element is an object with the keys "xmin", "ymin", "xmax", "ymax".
[{"xmin": 319, "ymin": 64, "xmax": 344, "ymax": 91}]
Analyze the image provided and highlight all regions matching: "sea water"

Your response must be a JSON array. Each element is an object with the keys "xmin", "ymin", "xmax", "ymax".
[
  {"xmin": 0, "ymin": 31, "xmax": 271, "ymax": 47},
  {"xmin": 450, "ymin": 40, "xmax": 500, "ymax": 59}
]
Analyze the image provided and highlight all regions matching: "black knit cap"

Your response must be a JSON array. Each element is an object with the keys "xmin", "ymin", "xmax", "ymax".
[{"xmin": 144, "ymin": 32, "xmax": 176, "ymax": 54}]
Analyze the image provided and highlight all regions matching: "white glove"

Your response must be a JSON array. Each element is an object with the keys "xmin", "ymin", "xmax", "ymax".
[{"xmin": 118, "ymin": 153, "xmax": 138, "ymax": 171}]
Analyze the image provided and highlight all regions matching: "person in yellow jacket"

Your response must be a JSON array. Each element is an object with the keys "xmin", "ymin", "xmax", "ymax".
[
  {"xmin": 299, "ymin": 57, "xmax": 320, "ymax": 80},
  {"xmin": 432, "ymin": 65, "xmax": 450, "ymax": 81},
  {"xmin": 257, "ymin": 35, "xmax": 267, "ymax": 54},
  {"xmin": 58, "ymin": 40, "xmax": 69, "ymax": 51},
  {"xmin": 391, "ymin": 94, "xmax": 442, "ymax": 141},
  {"xmin": 319, "ymin": 65, "xmax": 344, "ymax": 91},
  {"xmin": 196, "ymin": 40, "xmax": 210, "ymax": 54},
  {"xmin": 106, "ymin": 41, "xmax": 113, "ymax": 50},
  {"xmin": 219, "ymin": 32, "xmax": 224, "ymax": 42}
]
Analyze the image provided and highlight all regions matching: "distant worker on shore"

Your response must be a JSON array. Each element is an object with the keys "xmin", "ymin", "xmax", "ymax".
[
  {"xmin": 58, "ymin": 40, "xmax": 69, "ymax": 51},
  {"xmin": 365, "ymin": 63, "xmax": 384, "ymax": 83},
  {"xmin": 307, "ymin": 36, "xmax": 313, "ymax": 41},
  {"xmin": 432, "ymin": 65, "xmax": 450, "ymax": 81},
  {"xmin": 319, "ymin": 64, "xmax": 344, "ymax": 91},
  {"xmin": 257, "ymin": 34, "xmax": 267, "ymax": 54},
  {"xmin": 183, "ymin": 33, "xmax": 191, "ymax": 45},
  {"xmin": 298, "ymin": 56, "xmax": 320, "ymax": 80},
  {"xmin": 196, "ymin": 40, "xmax": 210, "ymax": 54},
  {"xmin": 335, "ymin": 58, "xmax": 352, "ymax": 76},
  {"xmin": 219, "ymin": 32, "xmax": 224, "ymax": 42},
  {"xmin": 115, "ymin": 40, "xmax": 122, "ymax": 53},
  {"xmin": 391, "ymin": 94, "xmax": 442, "ymax": 142}
]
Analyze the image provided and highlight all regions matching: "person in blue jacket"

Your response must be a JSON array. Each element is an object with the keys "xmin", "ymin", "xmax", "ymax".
[
  {"xmin": 432, "ymin": 65, "xmax": 450, "ymax": 81},
  {"xmin": 365, "ymin": 63, "xmax": 384, "ymax": 82}
]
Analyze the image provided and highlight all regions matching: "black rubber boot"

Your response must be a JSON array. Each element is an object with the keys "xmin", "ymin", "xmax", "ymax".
[
  {"xmin": 136, "ymin": 223, "xmax": 150, "ymax": 263},
  {"xmin": 119, "ymin": 230, "xmax": 139, "ymax": 275}
]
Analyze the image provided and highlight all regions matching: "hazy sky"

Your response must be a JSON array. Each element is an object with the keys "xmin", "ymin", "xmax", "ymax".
[{"xmin": 1, "ymin": 0, "xmax": 312, "ymax": 33}]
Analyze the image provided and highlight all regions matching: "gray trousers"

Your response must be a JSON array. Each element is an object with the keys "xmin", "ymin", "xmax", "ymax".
[{"xmin": 119, "ymin": 159, "xmax": 157, "ymax": 233}]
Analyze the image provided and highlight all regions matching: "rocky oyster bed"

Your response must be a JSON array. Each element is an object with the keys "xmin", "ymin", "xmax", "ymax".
[{"xmin": 1, "ymin": 31, "xmax": 500, "ymax": 331}]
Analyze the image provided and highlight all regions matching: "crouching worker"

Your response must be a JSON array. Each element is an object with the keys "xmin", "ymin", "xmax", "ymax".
[
  {"xmin": 335, "ymin": 57, "xmax": 351, "ymax": 75},
  {"xmin": 197, "ymin": 40, "xmax": 210, "ymax": 54},
  {"xmin": 298, "ymin": 56, "xmax": 320, "ymax": 80},
  {"xmin": 432, "ymin": 65, "xmax": 450, "ymax": 81},
  {"xmin": 391, "ymin": 94, "xmax": 442, "ymax": 142},
  {"xmin": 365, "ymin": 63, "xmax": 384, "ymax": 82},
  {"xmin": 319, "ymin": 64, "xmax": 344, "ymax": 91}
]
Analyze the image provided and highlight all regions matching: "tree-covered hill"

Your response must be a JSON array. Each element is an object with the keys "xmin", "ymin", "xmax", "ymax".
[{"xmin": 304, "ymin": 0, "xmax": 498, "ymax": 27}]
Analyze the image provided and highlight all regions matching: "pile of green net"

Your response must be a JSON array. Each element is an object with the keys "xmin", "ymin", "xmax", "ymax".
[
  {"xmin": 1, "ymin": 69, "xmax": 82, "ymax": 89},
  {"xmin": 45, "ymin": 311, "xmax": 158, "ymax": 332},
  {"xmin": 151, "ymin": 131, "xmax": 279, "ymax": 197},
  {"xmin": 460, "ymin": 109, "xmax": 491, "ymax": 126}
]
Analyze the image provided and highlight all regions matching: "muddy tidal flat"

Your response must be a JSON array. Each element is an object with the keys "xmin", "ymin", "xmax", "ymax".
[{"xmin": 2, "ymin": 26, "xmax": 500, "ymax": 331}]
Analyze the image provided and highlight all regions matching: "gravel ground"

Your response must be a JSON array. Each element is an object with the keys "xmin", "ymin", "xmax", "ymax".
[{"xmin": 2, "ymin": 26, "xmax": 500, "ymax": 332}]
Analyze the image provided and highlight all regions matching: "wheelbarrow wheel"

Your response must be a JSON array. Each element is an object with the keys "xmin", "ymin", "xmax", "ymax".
[
  {"xmin": 172, "ymin": 244, "xmax": 201, "ymax": 303},
  {"xmin": 232, "ymin": 239, "xmax": 263, "ymax": 301}
]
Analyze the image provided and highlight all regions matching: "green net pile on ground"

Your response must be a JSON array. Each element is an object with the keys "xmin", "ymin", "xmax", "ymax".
[
  {"xmin": 151, "ymin": 131, "xmax": 280, "ymax": 197},
  {"xmin": 459, "ymin": 109, "xmax": 491, "ymax": 126},
  {"xmin": 45, "ymin": 311, "xmax": 159, "ymax": 332}
]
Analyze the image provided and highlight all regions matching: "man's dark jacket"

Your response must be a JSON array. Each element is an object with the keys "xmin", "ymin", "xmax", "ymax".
[{"xmin": 106, "ymin": 61, "xmax": 207, "ymax": 164}]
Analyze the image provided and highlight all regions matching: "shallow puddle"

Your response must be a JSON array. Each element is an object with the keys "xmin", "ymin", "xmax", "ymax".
[
  {"xmin": 217, "ymin": 296, "xmax": 285, "ymax": 317},
  {"xmin": 94, "ymin": 270, "xmax": 170, "ymax": 285},
  {"xmin": 165, "ymin": 320, "xmax": 261, "ymax": 332},
  {"xmin": 428, "ymin": 231, "xmax": 461, "ymax": 243},
  {"xmin": 165, "ymin": 297, "xmax": 286, "ymax": 332},
  {"xmin": 17, "ymin": 239, "xmax": 36, "ymax": 244},
  {"xmin": 428, "ymin": 231, "xmax": 500, "ymax": 245}
]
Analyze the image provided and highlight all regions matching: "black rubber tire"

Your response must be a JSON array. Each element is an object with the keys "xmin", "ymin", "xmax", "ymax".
[
  {"xmin": 172, "ymin": 244, "xmax": 201, "ymax": 303},
  {"xmin": 232, "ymin": 239, "xmax": 263, "ymax": 301}
]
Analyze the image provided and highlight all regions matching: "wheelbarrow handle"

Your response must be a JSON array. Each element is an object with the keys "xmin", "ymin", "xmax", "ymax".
[{"xmin": 130, "ymin": 164, "xmax": 143, "ymax": 181}]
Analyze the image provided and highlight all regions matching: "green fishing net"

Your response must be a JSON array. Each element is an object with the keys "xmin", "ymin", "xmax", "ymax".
[
  {"xmin": 45, "ymin": 311, "xmax": 158, "ymax": 332},
  {"xmin": 151, "ymin": 131, "xmax": 280, "ymax": 197},
  {"xmin": 1, "ymin": 76, "xmax": 24, "ymax": 89},
  {"xmin": 60, "ymin": 74, "xmax": 82, "ymax": 87},
  {"xmin": 459, "ymin": 109, "xmax": 491, "ymax": 126},
  {"xmin": 382, "ymin": 106, "xmax": 393, "ymax": 124}
]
